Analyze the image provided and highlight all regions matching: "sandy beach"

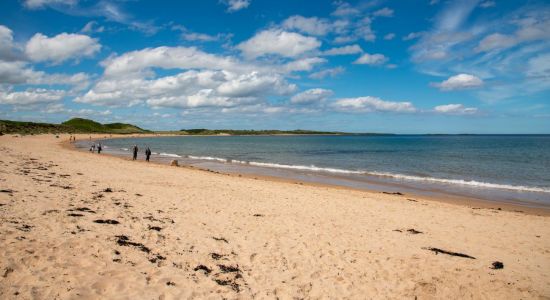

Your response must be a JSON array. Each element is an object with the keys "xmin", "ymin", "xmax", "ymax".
[{"xmin": 1, "ymin": 134, "xmax": 549, "ymax": 299}]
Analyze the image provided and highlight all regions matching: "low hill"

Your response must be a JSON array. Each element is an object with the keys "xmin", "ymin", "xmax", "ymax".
[
  {"xmin": 0, "ymin": 120, "xmax": 72, "ymax": 135},
  {"xmin": 62, "ymin": 118, "xmax": 149, "ymax": 134},
  {"xmin": 0, "ymin": 118, "xmax": 149, "ymax": 134}
]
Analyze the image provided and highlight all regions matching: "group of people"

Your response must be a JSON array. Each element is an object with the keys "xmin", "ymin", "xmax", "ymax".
[
  {"xmin": 132, "ymin": 145, "xmax": 152, "ymax": 162},
  {"xmin": 89, "ymin": 142, "xmax": 102, "ymax": 154},
  {"xmin": 86, "ymin": 141, "xmax": 151, "ymax": 162},
  {"xmin": 68, "ymin": 136, "xmax": 76, "ymax": 143}
]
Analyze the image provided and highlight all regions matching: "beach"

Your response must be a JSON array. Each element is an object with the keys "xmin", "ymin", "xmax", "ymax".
[{"xmin": 1, "ymin": 134, "xmax": 549, "ymax": 299}]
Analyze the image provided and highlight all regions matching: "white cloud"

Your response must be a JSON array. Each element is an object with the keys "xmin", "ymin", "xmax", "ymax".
[
  {"xmin": 182, "ymin": 32, "xmax": 219, "ymax": 42},
  {"xmin": 434, "ymin": 104, "xmax": 478, "ymax": 115},
  {"xmin": 384, "ymin": 33, "xmax": 395, "ymax": 40},
  {"xmin": 355, "ymin": 17, "xmax": 375, "ymax": 42},
  {"xmin": 0, "ymin": 60, "xmax": 90, "ymax": 89},
  {"xmin": 78, "ymin": 64, "xmax": 296, "ymax": 109},
  {"xmin": 332, "ymin": 2, "xmax": 360, "ymax": 17},
  {"xmin": 308, "ymin": 67, "xmax": 345, "ymax": 79},
  {"xmin": 290, "ymin": 88, "xmax": 333, "ymax": 104},
  {"xmin": 475, "ymin": 33, "xmax": 516, "ymax": 52},
  {"xmin": 280, "ymin": 57, "xmax": 326, "ymax": 73},
  {"xmin": 43, "ymin": 103, "xmax": 67, "ymax": 114},
  {"xmin": 216, "ymin": 71, "xmax": 296, "ymax": 97},
  {"xmin": 282, "ymin": 15, "xmax": 331, "ymax": 36},
  {"xmin": 0, "ymin": 88, "xmax": 65, "ymax": 106},
  {"xmin": 25, "ymin": 32, "xmax": 101, "ymax": 63},
  {"xmin": 0, "ymin": 25, "xmax": 24, "ymax": 61},
  {"xmin": 323, "ymin": 44, "xmax": 362, "ymax": 56},
  {"xmin": 101, "ymin": 46, "xmax": 245, "ymax": 77},
  {"xmin": 23, "ymin": 0, "xmax": 77, "ymax": 9},
  {"xmin": 475, "ymin": 16, "xmax": 550, "ymax": 53},
  {"xmin": 354, "ymin": 53, "xmax": 388, "ymax": 65},
  {"xmin": 373, "ymin": 7, "xmax": 394, "ymax": 17},
  {"xmin": 479, "ymin": 1, "xmax": 495, "ymax": 8},
  {"xmin": 403, "ymin": 32, "xmax": 423, "ymax": 41},
  {"xmin": 81, "ymin": 21, "xmax": 105, "ymax": 33},
  {"xmin": 432, "ymin": 74, "xmax": 483, "ymax": 91},
  {"xmin": 222, "ymin": 0, "xmax": 251, "ymax": 12},
  {"xmin": 237, "ymin": 29, "xmax": 321, "ymax": 59},
  {"xmin": 527, "ymin": 53, "xmax": 550, "ymax": 78},
  {"xmin": 332, "ymin": 96, "xmax": 417, "ymax": 113}
]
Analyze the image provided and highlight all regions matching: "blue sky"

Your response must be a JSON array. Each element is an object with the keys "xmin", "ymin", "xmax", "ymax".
[{"xmin": 0, "ymin": 0, "xmax": 549, "ymax": 133}]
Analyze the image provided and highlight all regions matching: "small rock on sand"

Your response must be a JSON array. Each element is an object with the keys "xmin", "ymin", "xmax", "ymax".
[{"xmin": 170, "ymin": 160, "xmax": 178, "ymax": 166}]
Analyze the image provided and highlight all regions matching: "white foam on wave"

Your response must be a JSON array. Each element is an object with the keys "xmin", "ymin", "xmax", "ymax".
[
  {"xmin": 159, "ymin": 153, "xmax": 182, "ymax": 158},
  {"xmin": 187, "ymin": 155, "xmax": 228, "ymax": 163},
  {"xmin": 246, "ymin": 161, "xmax": 364, "ymax": 174},
  {"xmin": 184, "ymin": 155, "xmax": 550, "ymax": 194},
  {"xmin": 367, "ymin": 171, "xmax": 550, "ymax": 193}
]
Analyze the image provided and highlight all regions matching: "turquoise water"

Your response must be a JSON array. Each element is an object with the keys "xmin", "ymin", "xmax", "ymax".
[{"xmin": 84, "ymin": 135, "xmax": 550, "ymax": 206}]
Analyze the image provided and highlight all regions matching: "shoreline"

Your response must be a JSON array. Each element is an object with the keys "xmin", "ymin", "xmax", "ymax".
[{"xmin": 68, "ymin": 134, "xmax": 550, "ymax": 216}]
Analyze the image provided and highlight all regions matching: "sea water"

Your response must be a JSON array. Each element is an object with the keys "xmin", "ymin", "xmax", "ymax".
[{"xmin": 80, "ymin": 135, "xmax": 550, "ymax": 207}]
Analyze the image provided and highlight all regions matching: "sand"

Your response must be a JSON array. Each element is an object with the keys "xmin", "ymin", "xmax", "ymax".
[{"xmin": 0, "ymin": 134, "xmax": 549, "ymax": 299}]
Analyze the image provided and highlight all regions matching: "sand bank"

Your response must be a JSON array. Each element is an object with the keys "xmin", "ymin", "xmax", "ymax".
[{"xmin": 1, "ymin": 134, "xmax": 549, "ymax": 299}]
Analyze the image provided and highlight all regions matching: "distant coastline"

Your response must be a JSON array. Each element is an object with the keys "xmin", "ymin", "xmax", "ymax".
[{"xmin": 2, "ymin": 118, "xmax": 548, "ymax": 136}]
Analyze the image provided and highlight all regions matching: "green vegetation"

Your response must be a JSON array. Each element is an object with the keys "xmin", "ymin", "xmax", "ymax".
[
  {"xmin": 0, "ymin": 120, "xmax": 72, "ymax": 135},
  {"xmin": 0, "ymin": 118, "xmax": 388, "ymax": 136},
  {"xmin": 180, "ymin": 129, "xmax": 346, "ymax": 135},
  {"xmin": 61, "ymin": 118, "xmax": 149, "ymax": 134},
  {"xmin": 0, "ymin": 118, "xmax": 149, "ymax": 134}
]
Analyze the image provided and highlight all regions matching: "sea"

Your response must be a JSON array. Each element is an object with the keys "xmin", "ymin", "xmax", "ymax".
[{"xmin": 77, "ymin": 135, "xmax": 550, "ymax": 208}]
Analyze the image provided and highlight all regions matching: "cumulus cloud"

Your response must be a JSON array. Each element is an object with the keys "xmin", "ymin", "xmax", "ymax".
[
  {"xmin": 0, "ymin": 25, "xmax": 24, "ymax": 61},
  {"xmin": 433, "ymin": 104, "xmax": 478, "ymax": 115},
  {"xmin": 182, "ymin": 32, "xmax": 219, "ymax": 42},
  {"xmin": 323, "ymin": 44, "xmax": 362, "ymax": 56},
  {"xmin": 290, "ymin": 88, "xmax": 333, "ymax": 105},
  {"xmin": 308, "ymin": 67, "xmax": 345, "ymax": 79},
  {"xmin": 0, "ymin": 60, "xmax": 90, "ymax": 89},
  {"xmin": 25, "ymin": 32, "xmax": 101, "ymax": 64},
  {"xmin": 222, "ymin": 0, "xmax": 251, "ymax": 12},
  {"xmin": 281, "ymin": 57, "xmax": 326, "ymax": 73},
  {"xmin": 101, "ymin": 46, "xmax": 245, "ymax": 77},
  {"xmin": 216, "ymin": 72, "xmax": 296, "ymax": 97},
  {"xmin": 332, "ymin": 2, "xmax": 360, "ymax": 17},
  {"xmin": 237, "ymin": 29, "xmax": 321, "ymax": 59},
  {"xmin": 354, "ymin": 53, "xmax": 388, "ymax": 65},
  {"xmin": 432, "ymin": 74, "xmax": 483, "ymax": 91},
  {"xmin": 332, "ymin": 96, "xmax": 417, "ymax": 113},
  {"xmin": 282, "ymin": 15, "xmax": 331, "ymax": 36},
  {"xmin": 0, "ymin": 88, "xmax": 65, "ymax": 106},
  {"xmin": 78, "ymin": 51, "xmax": 297, "ymax": 108}
]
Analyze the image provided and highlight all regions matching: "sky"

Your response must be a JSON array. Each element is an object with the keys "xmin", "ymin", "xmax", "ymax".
[{"xmin": 0, "ymin": 0, "xmax": 549, "ymax": 133}]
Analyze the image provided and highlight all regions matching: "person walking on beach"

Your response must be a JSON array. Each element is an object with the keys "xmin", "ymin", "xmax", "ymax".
[
  {"xmin": 90, "ymin": 143, "xmax": 96, "ymax": 153},
  {"xmin": 97, "ymin": 143, "xmax": 102, "ymax": 154},
  {"xmin": 132, "ymin": 145, "xmax": 138, "ymax": 160},
  {"xmin": 145, "ymin": 146, "xmax": 151, "ymax": 162}
]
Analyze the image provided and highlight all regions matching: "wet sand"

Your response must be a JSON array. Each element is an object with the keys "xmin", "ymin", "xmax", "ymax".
[{"xmin": 1, "ymin": 134, "xmax": 549, "ymax": 299}]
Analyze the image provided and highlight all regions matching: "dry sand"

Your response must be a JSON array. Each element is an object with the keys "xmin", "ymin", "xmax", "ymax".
[{"xmin": 0, "ymin": 134, "xmax": 549, "ymax": 299}]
